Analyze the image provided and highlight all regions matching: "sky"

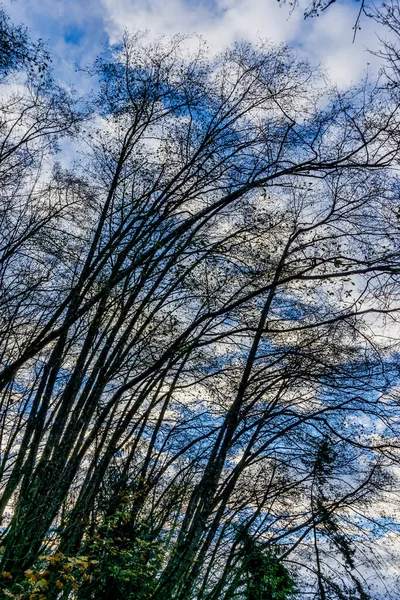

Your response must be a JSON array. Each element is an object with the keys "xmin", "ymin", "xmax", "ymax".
[
  {"xmin": 2, "ymin": 0, "xmax": 389, "ymax": 91},
  {"xmin": 2, "ymin": 0, "xmax": 400, "ymax": 593}
]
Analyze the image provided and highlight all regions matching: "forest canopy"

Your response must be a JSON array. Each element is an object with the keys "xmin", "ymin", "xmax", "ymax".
[{"xmin": 1, "ymin": 4, "xmax": 400, "ymax": 599}]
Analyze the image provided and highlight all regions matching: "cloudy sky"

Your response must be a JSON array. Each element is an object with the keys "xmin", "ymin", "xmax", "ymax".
[{"xmin": 3, "ymin": 0, "xmax": 389, "ymax": 90}]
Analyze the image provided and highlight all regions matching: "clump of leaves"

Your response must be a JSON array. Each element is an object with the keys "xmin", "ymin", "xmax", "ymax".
[
  {"xmin": 0, "ymin": 7, "xmax": 51, "ymax": 80},
  {"xmin": 76, "ymin": 492, "xmax": 166, "ymax": 600},
  {"xmin": 0, "ymin": 552, "xmax": 97, "ymax": 599},
  {"xmin": 240, "ymin": 532, "xmax": 297, "ymax": 600}
]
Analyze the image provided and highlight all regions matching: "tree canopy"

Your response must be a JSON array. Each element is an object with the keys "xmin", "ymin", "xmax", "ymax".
[{"xmin": 1, "ymin": 6, "xmax": 400, "ymax": 600}]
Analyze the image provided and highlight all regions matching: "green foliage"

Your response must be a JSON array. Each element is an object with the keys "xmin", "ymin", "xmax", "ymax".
[
  {"xmin": 246, "ymin": 553, "xmax": 296, "ymax": 600},
  {"xmin": 241, "ymin": 534, "xmax": 297, "ymax": 600},
  {"xmin": 77, "ymin": 495, "xmax": 165, "ymax": 600}
]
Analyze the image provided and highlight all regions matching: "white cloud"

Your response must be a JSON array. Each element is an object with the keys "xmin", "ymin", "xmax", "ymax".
[
  {"xmin": 1, "ymin": 0, "xmax": 393, "ymax": 90},
  {"xmin": 100, "ymin": 0, "xmax": 386, "ymax": 87},
  {"xmin": 100, "ymin": 0, "xmax": 302, "ymax": 50}
]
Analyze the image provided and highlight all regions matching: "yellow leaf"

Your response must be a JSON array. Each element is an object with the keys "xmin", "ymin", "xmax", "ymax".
[
  {"xmin": 38, "ymin": 578, "xmax": 49, "ymax": 589},
  {"xmin": 2, "ymin": 571, "xmax": 12, "ymax": 579},
  {"xmin": 38, "ymin": 570, "xmax": 50, "ymax": 578},
  {"xmin": 55, "ymin": 580, "xmax": 63, "ymax": 589}
]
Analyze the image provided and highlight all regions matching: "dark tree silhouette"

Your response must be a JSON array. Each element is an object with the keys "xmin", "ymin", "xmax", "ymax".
[{"xmin": 0, "ymin": 9, "xmax": 400, "ymax": 600}]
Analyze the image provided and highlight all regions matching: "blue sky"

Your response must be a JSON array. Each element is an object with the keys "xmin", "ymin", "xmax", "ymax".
[{"xmin": 3, "ymin": 0, "xmax": 387, "ymax": 90}]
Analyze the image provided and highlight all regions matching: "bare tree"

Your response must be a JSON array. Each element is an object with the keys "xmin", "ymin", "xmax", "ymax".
[{"xmin": 0, "ymin": 14, "xmax": 400, "ymax": 600}]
